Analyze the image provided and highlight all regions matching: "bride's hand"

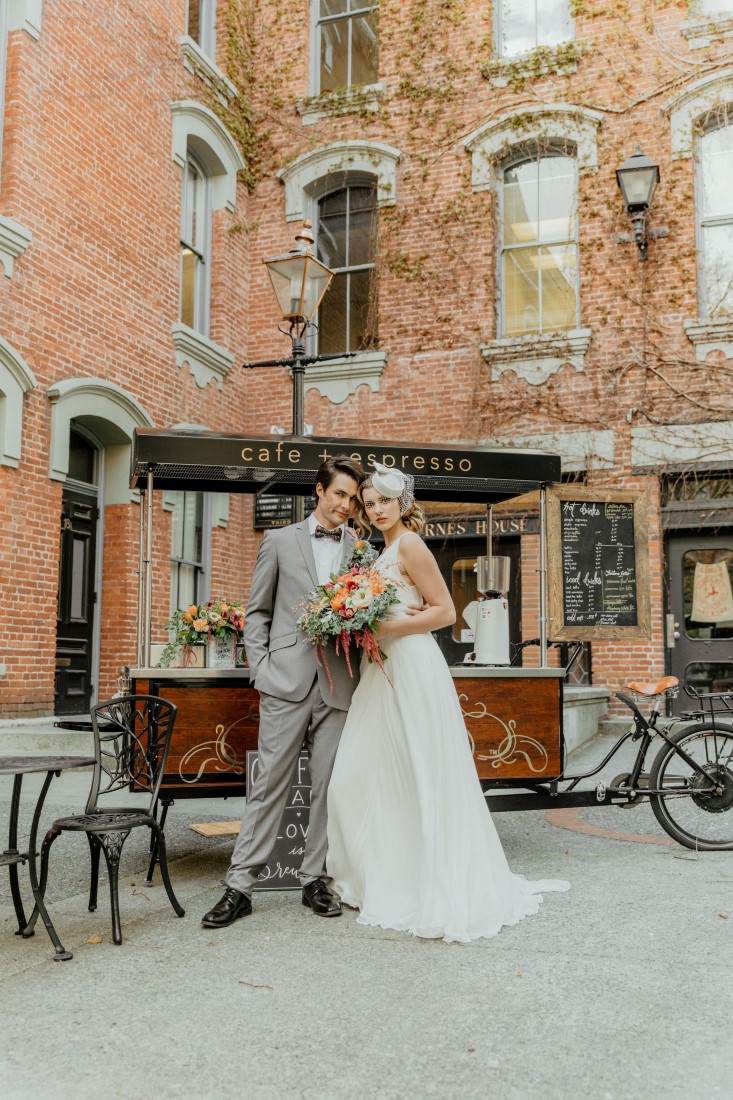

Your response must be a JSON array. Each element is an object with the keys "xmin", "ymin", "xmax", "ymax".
[
  {"xmin": 405, "ymin": 601, "xmax": 429, "ymax": 617},
  {"xmin": 373, "ymin": 619, "xmax": 398, "ymax": 640}
]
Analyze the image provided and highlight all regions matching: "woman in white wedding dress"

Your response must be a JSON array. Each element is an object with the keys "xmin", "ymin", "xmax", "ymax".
[{"xmin": 326, "ymin": 464, "xmax": 569, "ymax": 944}]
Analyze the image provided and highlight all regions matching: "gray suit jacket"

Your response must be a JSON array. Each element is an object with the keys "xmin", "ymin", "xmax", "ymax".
[{"xmin": 243, "ymin": 520, "xmax": 360, "ymax": 711}]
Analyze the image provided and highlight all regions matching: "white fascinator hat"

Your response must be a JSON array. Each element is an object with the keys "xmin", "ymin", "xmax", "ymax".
[{"xmin": 371, "ymin": 461, "xmax": 415, "ymax": 515}]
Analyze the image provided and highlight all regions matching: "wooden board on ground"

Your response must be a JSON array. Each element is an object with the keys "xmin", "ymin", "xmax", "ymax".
[{"xmin": 189, "ymin": 821, "xmax": 241, "ymax": 837}]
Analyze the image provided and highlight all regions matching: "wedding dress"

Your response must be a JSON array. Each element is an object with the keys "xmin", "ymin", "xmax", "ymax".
[{"xmin": 326, "ymin": 534, "xmax": 570, "ymax": 944}]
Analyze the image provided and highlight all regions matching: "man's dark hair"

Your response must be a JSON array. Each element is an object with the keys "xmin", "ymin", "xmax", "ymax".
[{"xmin": 315, "ymin": 453, "xmax": 365, "ymax": 492}]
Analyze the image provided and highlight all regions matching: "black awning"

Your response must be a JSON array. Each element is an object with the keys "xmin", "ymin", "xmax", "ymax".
[{"xmin": 130, "ymin": 429, "xmax": 561, "ymax": 504}]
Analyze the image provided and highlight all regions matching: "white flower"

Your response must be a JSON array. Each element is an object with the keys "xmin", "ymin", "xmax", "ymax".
[{"xmin": 347, "ymin": 587, "xmax": 375, "ymax": 610}]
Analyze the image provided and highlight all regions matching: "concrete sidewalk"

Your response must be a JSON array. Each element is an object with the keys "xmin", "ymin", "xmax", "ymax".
[{"xmin": 1, "ymin": 734, "xmax": 732, "ymax": 1100}]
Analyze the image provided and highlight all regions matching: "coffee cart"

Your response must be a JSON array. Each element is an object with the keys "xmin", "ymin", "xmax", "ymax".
[{"xmin": 128, "ymin": 428, "xmax": 572, "ymax": 807}]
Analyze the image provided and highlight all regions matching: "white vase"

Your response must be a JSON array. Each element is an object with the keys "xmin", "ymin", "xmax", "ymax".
[{"xmin": 207, "ymin": 633, "xmax": 237, "ymax": 669}]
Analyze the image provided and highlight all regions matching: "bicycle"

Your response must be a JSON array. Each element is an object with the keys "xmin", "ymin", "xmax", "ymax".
[
  {"xmin": 571, "ymin": 676, "xmax": 733, "ymax": 851},
  {"xmin": 482, "ymin": 671, "xmax": 733, "ymax": 851}
]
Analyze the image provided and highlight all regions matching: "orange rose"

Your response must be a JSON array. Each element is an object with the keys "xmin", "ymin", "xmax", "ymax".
[
  {"xmin": 193, "ymin": 618, "xmax": 207, "ymax": 630},
  {"xmin": 187, "ymin": 604, "xmax": 198, "ymax": 616}
]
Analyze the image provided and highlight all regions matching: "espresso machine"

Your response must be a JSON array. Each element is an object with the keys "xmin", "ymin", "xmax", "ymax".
[{"xmin": 462, "ymin": 507, "xmax": 511, "ymax": 665}]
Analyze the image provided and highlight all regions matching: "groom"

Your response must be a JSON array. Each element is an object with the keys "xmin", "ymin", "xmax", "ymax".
[{"xmin": 202, "ymin": 454, "xmax": 365, "ymax": 927}]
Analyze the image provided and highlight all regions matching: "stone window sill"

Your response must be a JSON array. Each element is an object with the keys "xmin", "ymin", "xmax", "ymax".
[
  {"xmin": 296, "ymin": 84, "xmax": 385, "ymax": 126},
  {"xmin": 303, "ymin": 349, "xmax": 387, "ymax": 404},
  {"xmin": 179, "ymin": 36, "xmax": 238, "ymax": 104},
  {"xmin": 480, "ymin": 329, "xmax": 592, "ymax": 385},
  {"xmin": 171, "ymin": 323, "xmax": 234, "ymax": 389},
  {"xmin": 0, "ymin": 215, "xmax": 32, "ymax": 277},
  {"xmin": 680, "ymin": 14, "xmax": 733, "ymax": 50},
  {"xmin": 481, "ymin": 44, "xmax": 580, "ymax": 88},
  {"xmin": 684, "ymin": 316, "xmax": 733, "ymax": 360}
]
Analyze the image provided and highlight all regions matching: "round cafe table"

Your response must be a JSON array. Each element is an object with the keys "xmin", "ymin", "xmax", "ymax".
[{"xmin": 0, "ymin": 755, "xmax": 94, "ymax": 961}]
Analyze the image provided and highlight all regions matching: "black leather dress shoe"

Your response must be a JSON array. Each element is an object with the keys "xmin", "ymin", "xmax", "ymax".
[
  {"xmin": 302, "ymin": 878, "xmax": 342, "ymax": 917},
  {"xmin": 201, "ymin": 887, "xmax": 252, "ymax": 928}
]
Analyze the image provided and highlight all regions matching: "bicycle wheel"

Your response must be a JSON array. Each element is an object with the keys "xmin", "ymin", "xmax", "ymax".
[{"xmin": 649, "ymin": 723, "xmax": 733, "ymax": 850}]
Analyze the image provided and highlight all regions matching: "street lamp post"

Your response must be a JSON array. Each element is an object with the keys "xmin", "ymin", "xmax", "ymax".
[
  {"xmin": 245, "ymin": 220, "xmax": 354, "ymax": 523},
  {"xmin": 616, "ymin": 146, "xmax": 663, "ymax": 260}
]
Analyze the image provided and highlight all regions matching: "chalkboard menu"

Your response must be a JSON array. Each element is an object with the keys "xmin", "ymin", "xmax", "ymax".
[
  {"xmin": 254, "ymin": 494, "xmax": 317, "ymax": 529},
  {"xmin": 246, "ymin": 750, "xmax": 310, "ymax": 890},
  {"xmin": 547, "ymin": 488, "xmax": 650, "ymax": 641}
]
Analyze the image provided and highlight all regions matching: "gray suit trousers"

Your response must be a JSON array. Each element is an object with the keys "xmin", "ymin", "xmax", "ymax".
[{"xmin": 225, "ymin": 677, "xmax": 347, "ymax": 897}]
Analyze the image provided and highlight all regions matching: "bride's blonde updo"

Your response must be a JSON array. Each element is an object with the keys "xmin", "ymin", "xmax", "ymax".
[{"xmin": 356, "ymin": 476, "xmax": 426, "ymax": 538}]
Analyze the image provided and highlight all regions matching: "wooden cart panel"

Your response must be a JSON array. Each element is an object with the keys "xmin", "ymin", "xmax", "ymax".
[
  {"xmin": 453, "ymin": 675, "xmax": 562, "ymax": 780},
  {"xmin": 135, "ymin": 677, "xmax": 260, "ymax": 798}
]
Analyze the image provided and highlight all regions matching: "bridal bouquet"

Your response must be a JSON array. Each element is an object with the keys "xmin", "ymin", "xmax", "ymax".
[{"xmin": 297, "ymin": 544, "xmax": 399, "ymax": 682}]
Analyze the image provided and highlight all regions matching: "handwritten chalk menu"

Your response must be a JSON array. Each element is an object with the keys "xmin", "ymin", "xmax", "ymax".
[
  {"xmin": 246, "ymin": 750, "xmax": 311, "ymax": 890},
  {"xmin": 547, "ymin": 487, "xmax": 650, "ymax": 641}
]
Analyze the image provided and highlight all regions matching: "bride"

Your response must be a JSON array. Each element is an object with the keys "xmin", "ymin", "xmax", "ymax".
[{"xmin": 326, "ymin": 464, "xmax": 569, "ymax": 943}]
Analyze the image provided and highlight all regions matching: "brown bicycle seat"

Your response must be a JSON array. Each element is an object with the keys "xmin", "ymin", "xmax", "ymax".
[{"xmin": 626, "ymin": 675, "xmax": 679, "ymax": 696}]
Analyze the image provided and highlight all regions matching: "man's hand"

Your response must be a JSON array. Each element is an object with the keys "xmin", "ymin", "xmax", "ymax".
[{"xmin": 405, "ymin": 600, "xmax": 429, "ymax": 617}]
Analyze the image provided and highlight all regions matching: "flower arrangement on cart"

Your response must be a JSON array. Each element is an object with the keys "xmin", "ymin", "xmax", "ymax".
[
  {"xmin": 297, "ymin": 540, "xmax": 400, "ymax": 684},
  {"xmin": 157, "ymin": 599, "xmax": 246, "ymax": 669}
]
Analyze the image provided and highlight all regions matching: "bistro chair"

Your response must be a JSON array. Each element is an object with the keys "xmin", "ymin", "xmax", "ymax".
[{"xmin": 36, "ymin": 695, "xmax": 184, "ymax": 945}]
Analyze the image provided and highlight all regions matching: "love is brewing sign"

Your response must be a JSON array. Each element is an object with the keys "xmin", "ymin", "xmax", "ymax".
[{"xmin": 246, "ymin": 751, "xmax": 311, "ymax": 890}]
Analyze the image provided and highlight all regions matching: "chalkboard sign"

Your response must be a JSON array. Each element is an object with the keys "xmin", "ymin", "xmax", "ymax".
[
  {"xmin": 246, "ymin": 750, "xmax": 311, "ymax": 890},
  {"xmin": 547, "ymin": 487, "xmax": 650, "ymax": 641}
]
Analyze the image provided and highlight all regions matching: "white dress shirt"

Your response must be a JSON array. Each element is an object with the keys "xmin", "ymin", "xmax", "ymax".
[{"xmin": 308, "ymin": 513, "xmax": 346, "ymax": 585}]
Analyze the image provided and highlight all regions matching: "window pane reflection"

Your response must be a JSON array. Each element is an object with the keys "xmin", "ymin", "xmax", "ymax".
[
  {"xmin": 683, "ymin": 549, "xmax": 733, "ymax": 639},
  {"xmin": 501, "ymin": 153, "xmax": 578, "ymax": 335}
]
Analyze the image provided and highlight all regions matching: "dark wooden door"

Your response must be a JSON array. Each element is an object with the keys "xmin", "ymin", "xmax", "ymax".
[
  {"xmin": 55, "ymin": 488, "xmax": 98, "ymax": 714},
  {"xmin": 667, "ymin": 532, "xmax": 733, "ymax": 714}
]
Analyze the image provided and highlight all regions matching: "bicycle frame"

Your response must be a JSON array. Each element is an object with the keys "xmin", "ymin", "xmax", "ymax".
[{"xmin": 482, "ymin": 689, "xmax": 723, "ymax": 811}]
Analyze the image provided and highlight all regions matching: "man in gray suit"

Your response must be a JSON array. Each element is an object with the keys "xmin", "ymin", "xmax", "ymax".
[{"xmin": 202, "ymin": 454, "xmax": 365, "ymax": 927}]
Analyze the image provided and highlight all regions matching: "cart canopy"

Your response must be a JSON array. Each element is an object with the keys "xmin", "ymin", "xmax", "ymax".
[{"xmin": 130, "ymin": 429, "xmax": 561, "ymax": 505}]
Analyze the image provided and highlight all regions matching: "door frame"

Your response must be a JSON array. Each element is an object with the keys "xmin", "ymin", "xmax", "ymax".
[{"xmin": 59, "ymin": 428, "xmax": 105, "ymax": 711}]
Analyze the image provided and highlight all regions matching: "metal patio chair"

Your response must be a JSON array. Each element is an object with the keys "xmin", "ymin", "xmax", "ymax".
[{"xmin": 33, "ymin": 695, "xmax": 185, "ymax": 944}]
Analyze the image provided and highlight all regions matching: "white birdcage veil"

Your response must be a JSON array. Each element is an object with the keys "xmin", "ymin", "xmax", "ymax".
[{"xmin": 370, "ymin": 462, "xmax": 415, "ymax": 516}]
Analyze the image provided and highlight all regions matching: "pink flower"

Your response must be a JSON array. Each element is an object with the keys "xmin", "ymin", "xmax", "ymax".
[{"xmin": 339, "ymin": 607, "xmax": 355, "ymax": 619}]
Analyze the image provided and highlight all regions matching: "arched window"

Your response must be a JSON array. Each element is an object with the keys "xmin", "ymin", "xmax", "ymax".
[
  {"xmin": 315, "ymin": 182, "xmax": 378, "ymax": 354},
  {"xmin": 180, "ymin": 152, "xmax": 212, "ymax": 334},
  {"xmin": 500, "ymin": 147, "xmax": 578, "ymax": 336},
  {"xmin": 697, "ymin": 121, "xmax": 733, "ymax": 319}
]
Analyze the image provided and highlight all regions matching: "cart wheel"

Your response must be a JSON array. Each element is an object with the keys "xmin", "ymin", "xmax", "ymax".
[
  {"xmin": 649, "ymin": 723, "xmax": 733, "ymax": 850},
  {"xmin": 609, "ymin": 773, "xmax": 643, "ymax": 807}
]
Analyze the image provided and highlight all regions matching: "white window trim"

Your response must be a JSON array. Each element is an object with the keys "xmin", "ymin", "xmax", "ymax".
[
  {"xmin": 664, "ymin": 67, "xmax": 733, "ymax": 159},
  {"xmin": 480, "ymin": 428, "xmax": 614, "ymax": 472},
  {"xmin": 0, "ymin": 334, "xmax": 36, "ymax": 467},
  {"xmin": 277, "ymin": 140, "xmax": 401, "ymax": 222},
  {"xmin": 171, "ymin": 101, "xmax": 245, "ymax": 213},
  {"xmin": 304, "ymin": 348, "xmax": 387, "ymax": 403},
  {"xmin": 680, "ymin": 10, "xmax": 733, "ymax": 50},
  {"xmin": 179, "ymin": 35, "xmax": 237, "ymax": 104},
  {"xmin": 297, "ymin": 83, "xmax": 385, "ymax": 126},
  {"xmin": 684, "ymin": 316, "xmax": 733, "ymax": 359},
  {"xmin": 46, "ymin": 377, "xmax": 154, "ymax": 503},
  {"xmin": 0, "ymin": 214, "xmax": 31, "ymax": 277},
  {"xmin": 480, "ymin": 329, "xmax": 592, "ymax": 385},
  {"xmin": 462, "ymin": 105, "xmax": 602, "ymax": 191},
  {"xmin": 631, "ymin": 420, "xmax": 733, "ymax": 469},
  {"xmin": 8, "ymin": 0, "xmax": 42, "ymax": 39},
  {"xmin": 171, "ymin": 322, "xmax": 234, "ymax": 389}
]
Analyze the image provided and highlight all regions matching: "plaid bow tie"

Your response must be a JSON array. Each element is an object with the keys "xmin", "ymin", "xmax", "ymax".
[{"xmin": 314, "ymin": 524, "xmax": 342, "ymax": 542}]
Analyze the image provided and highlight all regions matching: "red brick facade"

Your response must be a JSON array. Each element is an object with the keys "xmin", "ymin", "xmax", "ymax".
[{"xmin": 2, "ymin": 1, "xmax": 733, "ymax": 717}]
